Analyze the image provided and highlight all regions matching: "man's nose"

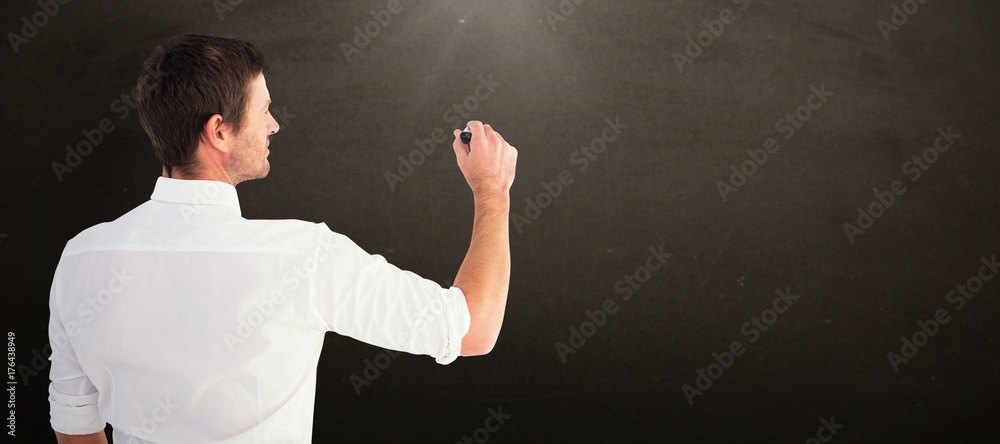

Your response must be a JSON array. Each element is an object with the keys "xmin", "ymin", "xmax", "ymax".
[{"xmin": 268, "ymin": 113, "xmax": 280, "ymax": 134}]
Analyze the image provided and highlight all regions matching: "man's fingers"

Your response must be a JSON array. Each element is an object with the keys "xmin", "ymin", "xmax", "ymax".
[
  {"xmin": 467, "ymin": 120, "xmax": 485, "ymax": 141},
  {"xmin": 459, "ymin": 121, "xmax": 513, "ymax": 155},
  {"xmin": 452, "ymin": 129, "xmax": 469, "ymax": 161}
]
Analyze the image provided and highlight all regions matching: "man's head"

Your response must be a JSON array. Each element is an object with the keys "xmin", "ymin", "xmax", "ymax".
[{"xmin": 137, "ymin": 35, "xmax": 279, "ymax": 185}]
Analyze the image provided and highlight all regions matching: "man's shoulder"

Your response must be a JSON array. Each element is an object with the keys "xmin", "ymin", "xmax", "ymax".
[
  {"xmin": 240, "ymin": 218, "xmax": 326, "ymax": 237},
  {"xmin": 62, "ymin": 221, "xmax": 113, "ymax": 256},
  {"xmin": 60, "ymin": 201, "xmax": 155, "ymax": 255},
  {"xmin": 246, "ymin": 219, "xmax": 351, "ymax": 247}
]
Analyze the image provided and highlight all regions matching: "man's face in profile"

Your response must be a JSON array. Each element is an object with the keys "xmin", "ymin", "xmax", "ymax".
[{"xmin": 228, "ymin": 72, "xmax": 280, "ymax": 183}]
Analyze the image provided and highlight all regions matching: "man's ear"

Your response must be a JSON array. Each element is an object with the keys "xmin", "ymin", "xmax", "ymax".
[{"xmin": 201, "ymin": 114, "xmax": 234, "ymax": 154}]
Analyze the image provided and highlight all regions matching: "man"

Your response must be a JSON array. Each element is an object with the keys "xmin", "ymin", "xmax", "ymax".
[{"xmin": 48, "ymin": 34, "xmax": 517, "ymax": 443}]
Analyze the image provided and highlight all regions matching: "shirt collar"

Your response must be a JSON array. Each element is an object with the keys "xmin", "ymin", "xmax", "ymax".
[{"xmin": 150, "ymin": 177, "xmax": 242, "ymax": 216}]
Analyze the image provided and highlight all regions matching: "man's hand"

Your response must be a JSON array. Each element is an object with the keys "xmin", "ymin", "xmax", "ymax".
[
  {"xmin": 452, "ymin": 121, "xmax": 517, "ymax": 197},
  {"xmin": 451, "ymin": 121, "xmax": 517, "ymax": 356}
]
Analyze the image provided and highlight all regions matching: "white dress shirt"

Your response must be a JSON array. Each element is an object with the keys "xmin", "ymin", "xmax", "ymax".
[{"xmin": 47, "ymin": 177, "xmax": 470, "ymax": 443}]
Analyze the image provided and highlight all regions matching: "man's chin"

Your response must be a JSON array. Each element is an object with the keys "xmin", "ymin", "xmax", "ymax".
[{"xmin": 243, "ymin": 165, "xmax": 270, "ymax": 183}]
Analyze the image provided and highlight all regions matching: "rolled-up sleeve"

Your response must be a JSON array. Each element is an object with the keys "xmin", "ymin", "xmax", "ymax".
[
  {"xmin": 47, "ymin": 275, "xmax": 106, "ymax": 434},
  {"xmin": 309, "ymin": 223, "xmax": 470, "ymax": 365}
]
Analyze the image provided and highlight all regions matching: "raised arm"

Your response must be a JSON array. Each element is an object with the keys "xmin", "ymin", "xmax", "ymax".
[{"xmin": 451, "ymin": 121, "xmax": 517, "ymax": 356}]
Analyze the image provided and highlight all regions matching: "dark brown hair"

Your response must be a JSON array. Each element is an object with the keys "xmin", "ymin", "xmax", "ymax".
[{"xmin": 136, "ymin": 35, "xmax": 270, "ymax": 177}]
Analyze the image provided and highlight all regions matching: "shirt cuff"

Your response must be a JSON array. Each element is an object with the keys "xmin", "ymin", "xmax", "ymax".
[
  {"xmin": 48, "ymin": 383, "xmax": 106, "ymax": 435},
  {"xmin": 435, "ymin": 286, "xmax": 471, "ymax": 365}
]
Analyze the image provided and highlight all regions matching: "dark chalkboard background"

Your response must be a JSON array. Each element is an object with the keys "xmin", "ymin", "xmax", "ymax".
[{"xmin": 1, "ymin": 0, "xmax": 998, "ymax": 442}]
